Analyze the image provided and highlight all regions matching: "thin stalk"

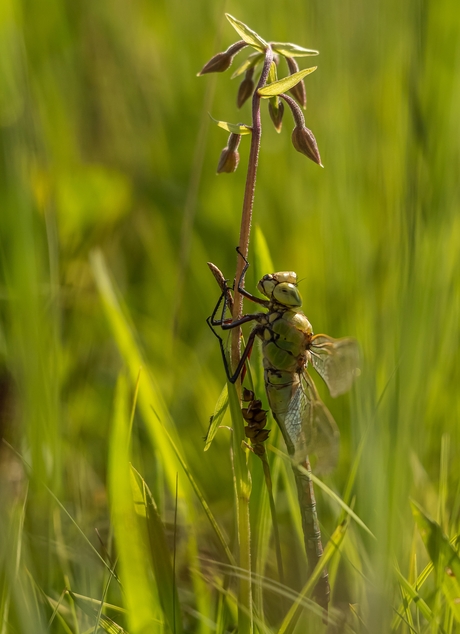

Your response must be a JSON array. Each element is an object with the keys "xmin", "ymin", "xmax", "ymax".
[{"xmin": 231, "ymin": 46, "xmax": 274, "ymax": 373}]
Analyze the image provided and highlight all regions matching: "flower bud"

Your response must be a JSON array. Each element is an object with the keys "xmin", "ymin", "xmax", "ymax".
[
  {"xmin": 198, "ymin": 41, "xmax": 247, "ymax": 76},
  {"xmin": 216, "ymin": 147, "xmax": 240, "ymax": 173},
  {"xmin": 216, "ymin": 133, "xmax": 241, "ymax": 174},
  {"xmin": 291, "ymin": 125, "xmax": 322, "ymax": 166},
  {"xmin": 237, "ymin": 75, "xmax": 254, "ymax": 108},
  {"xmin": 286, "ymin": 57, "xmax": 307, "ymax": 108},
  {"xmin": 198, "ymin": 51, "xmax": 233, "ymax": 75},
  {"xmin": 268, "ymin": 100, "xmax": 284, "ymax": 133}
]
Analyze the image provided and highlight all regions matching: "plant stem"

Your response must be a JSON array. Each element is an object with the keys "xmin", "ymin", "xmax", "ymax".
[{"xmin": 231, "ymin": 45, "xmax": 274, "ymax": 374}]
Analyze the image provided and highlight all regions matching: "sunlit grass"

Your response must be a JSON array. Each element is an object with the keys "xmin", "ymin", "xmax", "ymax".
[{"xmin": 1, "ymin": 1, "xmax": 459, "ymax": 633}]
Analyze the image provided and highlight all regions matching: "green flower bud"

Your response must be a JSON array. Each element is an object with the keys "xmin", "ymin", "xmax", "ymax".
[{"xmin": 291, "ymin": 125, "xmax": 322, "ymax": 166}]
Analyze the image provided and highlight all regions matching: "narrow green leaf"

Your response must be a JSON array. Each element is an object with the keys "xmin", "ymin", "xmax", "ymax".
[
  {"xmin": 258, "ymin": 66, "xmax": 317, "ymax": 97},
  {"xmin": 160, "ymin": 417, "xmax": 236, "ymax": 567},
  {"xmin": 227, "ymin": 381, "xmax": 253, "ymax": 634},
  {"xmin": 271, "ymin": 446, "xmax": 375, "ymax": 538},
  {"xmin": 204, "ymin": 384, "xmax": 229, "ymax": 451},
  {"xmin": 253, "ymin": 225, "xmax": 274, "ymax": 290},
  {"xmin": 271, "ymin": 42, "xmax": 319, "ymax": 58},
  {"xmin": 392, "ymin": 567, "xmax": 434, "ymax": 625},
  {"xmin": 278, "ymin": 519, "xmax": 349, "ymax": 634},
  {"xmin": 108, "ymin": 374, "xmax": 162, "ymax": 634},
  {"xmin": 91, "ymin": 250, "xmax": 184, "ymax": 499},
  {"xmin": 209, "ymin": 115, "xmax": 252, "ymax": 135},
  {"xmin": 231, "ymin": 52, "xmax": 264, "ymax": 79},
  {"xmin": 411, "ymin": 500, "xmax": 460, "ymax": 622},
  {"xmin": 225, "ymin": 14, "xmax": 268, "ymax": 51},
  {"xmin": 68, "ymin": 591, "xmax": 129, "ymax": 634},
  {"xmin": 131, "ymin": 467, "xmax": 183, "ymax": 634}
]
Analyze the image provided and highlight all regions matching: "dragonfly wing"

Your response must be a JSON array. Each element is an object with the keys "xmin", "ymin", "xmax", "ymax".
[
  {"xmin": 285, "ymin": 373, "xmax": 340, "ymax": 474},
  {"xmin": 310, "ymin": 335, "xmax": 360, "ymax": 398}
]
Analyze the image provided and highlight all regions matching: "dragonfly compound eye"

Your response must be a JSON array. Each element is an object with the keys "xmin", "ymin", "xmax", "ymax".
[{"xmin": 273, "ymin": 282, "xmax": 302, "ymax": 307}]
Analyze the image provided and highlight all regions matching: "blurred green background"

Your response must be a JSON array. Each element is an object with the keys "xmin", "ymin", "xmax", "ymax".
[{"xmin": 1, "ymin": 0, "xmax": 459, "ymax": 631}]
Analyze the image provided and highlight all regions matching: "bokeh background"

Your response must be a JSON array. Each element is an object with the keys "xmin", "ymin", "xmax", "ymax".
[{"xmin": 1, "ymin": 0, "xmax": 459, "ymax": 632}]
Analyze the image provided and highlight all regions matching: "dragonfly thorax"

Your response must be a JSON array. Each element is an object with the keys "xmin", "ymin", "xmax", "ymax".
[{"xmin": 257, "ymin": 271, "xmax": 302, "ymax": 307}]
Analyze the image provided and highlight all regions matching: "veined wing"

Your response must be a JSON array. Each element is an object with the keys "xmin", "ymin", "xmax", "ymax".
[
  {"xmin": 310, "ymin": 334, "xmax": 360, "ymax": 398},
  {"xmin": 284, "ymin": 371, "xmax": 339, "ymax": 474}
]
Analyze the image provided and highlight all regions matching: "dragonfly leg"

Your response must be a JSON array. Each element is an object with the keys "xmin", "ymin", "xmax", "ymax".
[
  {"xmin": 209, "ymin": 284, "xmax": 232, "ymax": 327},
  {"xmin": 206, "ymin": 319, "xmax": 261, "ymax": 383},
  {"xmin": 235, "ymin": 247, "xmax": 269, "ymax": 307}
]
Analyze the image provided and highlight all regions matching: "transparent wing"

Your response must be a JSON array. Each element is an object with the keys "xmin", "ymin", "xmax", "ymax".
[
  {"xmin": 284, "ymin": 372, "xmax": 339, "ymax": 474},
  {"xmin": 310, "ymin": 334, "xmax": 360, "ymax": 398}
]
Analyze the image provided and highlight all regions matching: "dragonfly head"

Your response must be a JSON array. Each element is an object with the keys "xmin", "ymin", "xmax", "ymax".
[{"xmin": 257, "ymin": 272, "xmax": 302, "ymax": 307}]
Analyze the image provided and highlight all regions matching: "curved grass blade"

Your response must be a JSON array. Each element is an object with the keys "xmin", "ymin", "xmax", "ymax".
[
  {"xmin": 277, "ymin": 518, "xmax": 349, "ymax": 634},
  {"xmin": 205, "ymin": 384, "xmax": 229, "ymax": 451},
  {"xmin": 130, "ymin": 466, "xmax": 183, "ymax": 634},
  {"xmin": 225, "ymin": 14, "xmax": 268, "ymax": 51},
  {"xmin": 271, "ymin": 42, "xmax": 319, "ymax": 58},
  {"xmin": 258, "ymin": 67, "xmax": 317, "ymax": 98},
  {"xmin": 392, "ymin": 565, "xmax": 434, "ymax": 625},
  {"xmin": 109, "ymin": 374, "xmax": 163, "ymax": 633},
  {"xmin": 411, "ymin": 500, "xmax": 460, "ymax": 622},
  {"xmin": 270, "ymin": 445, "xmax": 375, "ymax": 538},
  {"xmin": 68, "ymin": 591, "xmax": 128, "ymax": 634},
  {"xmin": 91, "ymin": 250, "xmax": 184, "ymax": 498},
  {"xmin": 159, "ymin": 415, "xmax": 236, "ymax": 567}
]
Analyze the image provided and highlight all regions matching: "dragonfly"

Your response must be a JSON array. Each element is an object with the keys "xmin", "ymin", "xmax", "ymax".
[{"xmin": 208, "ymin": 250, "xmax": 360, "ymax": 613}]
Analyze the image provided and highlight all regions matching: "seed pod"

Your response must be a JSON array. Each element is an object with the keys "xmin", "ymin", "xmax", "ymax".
[{"xmin": 291, "ymin": 125, "xmax": 322, "ymax": 166}]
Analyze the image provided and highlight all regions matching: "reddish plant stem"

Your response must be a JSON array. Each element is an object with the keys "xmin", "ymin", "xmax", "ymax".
[{"xmin": 231, "ymin": 46, "xmax": 273, "ymax": 374}]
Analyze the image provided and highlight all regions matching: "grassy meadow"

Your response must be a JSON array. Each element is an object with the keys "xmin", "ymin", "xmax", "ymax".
[{"xmin": 1, "ymin": 0, "xmax": 459, "ymax": 632}]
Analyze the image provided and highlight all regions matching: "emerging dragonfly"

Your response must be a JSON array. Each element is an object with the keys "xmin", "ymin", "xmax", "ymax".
[{"xmin": 208, "ymin": 251, "xmax": 360, "ymax": 613}]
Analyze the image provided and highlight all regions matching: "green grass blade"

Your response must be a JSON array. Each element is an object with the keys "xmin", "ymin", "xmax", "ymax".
[
  {"xmin": 204, "ymin": 384, "xmax": 229, "ymax": 451},
  {"xmin": 108, "ymin": 374, "xmax": 163, "ymax": 634},
  {"xmin": 411, "ymin": 501, "xmax": 460, "ymax": 622},
  {"xmin": 159, "ymin": 419, "xmax": 236, "ymax": 567},
  {"xmin": 91, "ymin": 249, "xmax": 183, "ymax": 499},
  {"xmin": 227, "ymin": 381, "xmax": 253, "ymax": 634},
  {"xmin": 130, "ymin": 466, "xmax": 183, "ymax": 634},
  {"xmin": 277, "ymin": 518, "xmax": 349, "ymax": 634}
]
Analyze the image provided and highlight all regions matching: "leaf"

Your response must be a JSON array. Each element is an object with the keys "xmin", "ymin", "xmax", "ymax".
[
  {"xmin": 231, "ymin": 52, "xmax": 264, "ymax": 79},
  {"xmin": 67, "ymin": 591, "xmax": 129, "ymax": 634},
  {"xmin": 130, "ymin": 467, "xmax": 183, "ymax": 634},
  {"xmin": 278, "ymin": 518, "xmax": 349, "ymax": 634},
  {"xmin": 258, "ymin": 66, "xmax": 317, "ymax": 98},
  {"xmin": 271, "ymin": 42, "xmax": 320, "ymax": 58},
  {"xmin": 225, "ymin": 14, "xmax": 268, "ymax": 51},
  {"xmin": 209, "ymin": 115, "xmax": 252, "ymax": 135},
  {"xmin": 204, "ymin": 384, "xmax": 229, "ymax": 451},
  {"xmin": 108, "ymin": 374, "xmax": 163, "ymax": 634},
  {"xmin": 411, "ymin": 500, "xmax": 460, "ymax": 621},
  {"xmin": 392, "ymin": 567, "xmax": 434, "ymax": 627}
]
